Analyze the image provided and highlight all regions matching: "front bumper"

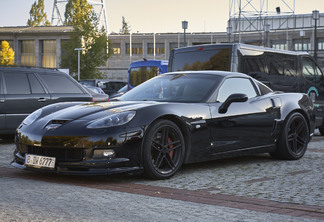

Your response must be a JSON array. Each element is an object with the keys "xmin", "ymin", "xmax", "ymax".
[{"xmin": 11, "ymin": 150, "xmax": 142, "ymax": 175}]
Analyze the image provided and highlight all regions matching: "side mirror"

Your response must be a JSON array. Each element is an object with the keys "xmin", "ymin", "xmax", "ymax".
[{"xmin": 218, "ymin": 93, "xmax": 248, "ymax": 114}]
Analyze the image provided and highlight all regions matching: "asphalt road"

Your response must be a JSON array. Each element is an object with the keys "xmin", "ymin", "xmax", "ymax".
[{"xmin": 0, "ymin": 133, "xmax": 323, "ymax": 222}]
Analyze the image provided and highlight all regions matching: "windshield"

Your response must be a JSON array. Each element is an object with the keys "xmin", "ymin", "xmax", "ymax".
[{"xmin": 120, "ymin": 73, "xmax": 221, "ymax": 103}]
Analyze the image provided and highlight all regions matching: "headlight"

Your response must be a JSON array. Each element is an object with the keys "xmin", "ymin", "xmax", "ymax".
[
  {"xmin": 23, "ymin": 109, "xmax": 42, "ymax": 125},
  {"xmin": 87, "ymin": 111, "xmax": 136, "ymax": 128}
]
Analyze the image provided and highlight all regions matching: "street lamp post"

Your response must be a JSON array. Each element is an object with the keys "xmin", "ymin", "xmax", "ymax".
[
  {"xmin": 182, "ymin": 20, "xmax": 188, "ymax": 47},
  {"xmin": 300, "ymin": 30, "xmax": 305, "ymax": 51},
  {"xmin": 312, "ymin": 10, "xmax": 320, "ymax": 61},
  {"xmin": 264, "ymin": 24, "xmax": 270, "ymax": 47},
  {"xmin": 74, "ymin": 48, "xmax": 83, "ymax": 81},
  {"xmin": 227, "ymin": 26, "xmax": 232, "ymax": 43}
]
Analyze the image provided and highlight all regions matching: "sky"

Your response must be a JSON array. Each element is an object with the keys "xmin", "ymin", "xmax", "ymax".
[{"xmin": 0, "ymin": 0, "xmax": 324, "ymax": 33}]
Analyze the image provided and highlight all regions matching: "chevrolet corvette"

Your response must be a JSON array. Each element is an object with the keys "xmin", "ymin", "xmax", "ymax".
[{"xmin": 12, "ymin": 71, "xmax": 315, "ymax": 179}]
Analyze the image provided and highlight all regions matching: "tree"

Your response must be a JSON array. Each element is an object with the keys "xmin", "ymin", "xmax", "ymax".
[
  {"xmin": 0, "ymin": 41, "xmax": 15, "ymax": 65},
  {"xmin": 61, "ymin": 0, "xmax": 112, "ymax": 79},
  {"xmin": 119, "ymin": 16, "xmax": 131, "ymax": 34},
  {"xmin": 27, "ymin": 0, "xmax": 51, "ymax": 26}
]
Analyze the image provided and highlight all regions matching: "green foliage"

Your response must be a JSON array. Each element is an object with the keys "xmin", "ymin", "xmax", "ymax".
[
  {"xmin": 0, "ymin": 41, "xmax": 15, "ymax": 65},
  {"xmin": 27, "ymin": 0, "xmax": 51, "ymax": 26},
  {"xmin": 61, "ymin": 0, "xmax": 112, "ymax": 79},
  {"xmin": 120, "ymin": 16, "xmax": 131, "ymax": 34}
]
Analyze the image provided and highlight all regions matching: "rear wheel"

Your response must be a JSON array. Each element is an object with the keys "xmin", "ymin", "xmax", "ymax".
[
  {"xmin": 142, "ymin": 120, "xmax": 185, "ymax": 179},
  {"xmin": 271, "ymin": 112, "xmax": 309, "ymax": 160}
]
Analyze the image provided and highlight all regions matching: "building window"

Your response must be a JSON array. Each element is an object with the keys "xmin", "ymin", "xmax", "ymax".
[
  {"xmin": 318, "ymin": 39, "xmax": 324, "ymax": 51},
  {"xmin": 41, "ymin": 40, "xmax": 56, "ymax": 68},
  {"xmin": 293, "ymin": 39, "xmax": 310, "ymax": 52},
  {"xmin": 20, "ymin": 40, "xmax": 35, "ymax": 66},
  {"xmin": 112, "ymin": 43, "xmax": 121, "ymax": 54},
  {"xmin": 147, "ymin": 43, "xmax": 165, "ymax": 54},
  {"xmin": 271, "ymin": 42, "xmax": 287, "ymax": 50},
  {"xmin": 126, "ymin": 43, "xmax": 142, "ymax": 55}
]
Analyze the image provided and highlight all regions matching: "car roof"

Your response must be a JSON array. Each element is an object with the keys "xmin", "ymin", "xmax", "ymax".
[{"xmin": 0, "ymin": 66, "xmax": 67, "ymax": 74}]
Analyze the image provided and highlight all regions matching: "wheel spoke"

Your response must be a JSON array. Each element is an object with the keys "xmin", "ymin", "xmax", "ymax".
[
  {"xmin": 162, "ymin": 127, "xmax": 169, "ymax": 146},
  {"xmin": 154, "ymin": 152, "xmax": 164, "ymax": 169},
  {"xmin": 165, "ymin": 153, "xmax": 176, "ymax": 169},
  {"xmin": 295, "ymin": 121, "xmax": 305, "ymax": 134},
  {"xmin": 287, "ymin": 133, "xmax": 295, "ymax": 142},
  {"xmin": 292, "ymin": 139, "xmax": 297, "ymax": 153},
  {"xmin": 152, "ymin": 140, "xmax": 162, "ymax": 151},
  {"xmin": 168, "ymin": 143, "xmax": 181, "ymax": 152}
]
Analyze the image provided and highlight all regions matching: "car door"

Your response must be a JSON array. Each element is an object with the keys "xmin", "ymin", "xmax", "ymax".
[
  {"xmin": 3, "ymin": 71, "xmax": 50, "ymax": 131},
  {"xmin": 208, "ymin": 77, "xmax": 280, "ymax": 154},
  {"xmin": 0, "ymin": 73, "xmax": 5, "ymax": 132}
]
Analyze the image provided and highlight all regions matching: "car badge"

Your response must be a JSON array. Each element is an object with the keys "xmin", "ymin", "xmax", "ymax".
[{"xmin": 45, "ymin": 124, "xmax": 60, "ymax": 131}]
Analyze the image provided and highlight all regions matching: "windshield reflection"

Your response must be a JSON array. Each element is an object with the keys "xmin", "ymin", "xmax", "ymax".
[{"xmin": 120, "ymin": 73, "xmax": 221, "ymax": 103}]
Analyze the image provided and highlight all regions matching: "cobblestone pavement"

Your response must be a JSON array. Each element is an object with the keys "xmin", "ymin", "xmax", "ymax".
[{"xmin": 0, "ymin": 133, "xmax": 323, "ymax": 222}]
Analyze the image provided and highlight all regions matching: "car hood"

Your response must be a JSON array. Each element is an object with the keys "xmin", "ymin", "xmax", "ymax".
[{"xmin": 43, "ymin": 101, "xmax": 156, "ymax": 122}]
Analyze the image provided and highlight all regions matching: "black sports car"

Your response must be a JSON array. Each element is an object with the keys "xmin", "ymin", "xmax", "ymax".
[{"xmin": 12, "ymin": 71, "xmax": 315, "ymax": 179}]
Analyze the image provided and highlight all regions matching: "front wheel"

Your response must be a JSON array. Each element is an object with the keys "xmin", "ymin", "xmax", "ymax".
[
  {"xmin": 142, "ymin": 120, "xmax": 185, "ymax": 180},
  {"xmin": 272, "ymin": 112, "xmax": 309, "ymax": 160}
]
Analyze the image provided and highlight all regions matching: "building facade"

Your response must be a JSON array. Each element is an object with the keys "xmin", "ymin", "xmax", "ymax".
[
  {"xmin": 1, "ymin": 22, "xmax": 324, "ymax": 81},
  {"xmin": 0, "ymin": 26, "xmax": 72, "ymax": 70}
]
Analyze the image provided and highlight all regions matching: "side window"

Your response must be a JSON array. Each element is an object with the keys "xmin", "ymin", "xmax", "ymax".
[
  {"xmin": 302, "ymin": 57, "xmax": 323, "ymax": 84},
  {"xmin": 217, "ymin": 78, "xmax": 257, "ymax": 103},
  {"xmin": 240, "ymin": 55, "xmax": 267, "ymax": 74},
  {"xmin": 256, "ymin": 81, "xmax": 272, "ymax": 95},
  {"xmin": 27, "ymin": 73, "xmax": 46, "ymax": 94},
  {"xmin": 4, "ymin": 72, "xmax": 31, "ymax": 94},
  {"xmin": 38, "ymin": 73, "xmax": 83, "ymax": 93},
  {"xmin": 268, "ymin": 53, "xmax": 297, "ymax": 76}
]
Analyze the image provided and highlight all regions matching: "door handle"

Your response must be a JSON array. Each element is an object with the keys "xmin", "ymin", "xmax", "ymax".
[
  {"xmin": 0, "ymin": 99, "xmax": 4, "ymax": 103},
  {"xmin": 38, "ymin": 98, "xmax": 47, "ymax": 102}
]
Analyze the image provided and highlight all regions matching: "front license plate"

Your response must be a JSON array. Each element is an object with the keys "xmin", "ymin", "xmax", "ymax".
[{"xmin": 25, "ymin": 154, "xmax": 56, "ymax": 169}]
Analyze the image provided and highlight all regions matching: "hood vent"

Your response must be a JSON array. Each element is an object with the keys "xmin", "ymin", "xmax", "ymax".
[{"xmin": 50, "ymin": 120, "xmax": 69, "ymax": 125}]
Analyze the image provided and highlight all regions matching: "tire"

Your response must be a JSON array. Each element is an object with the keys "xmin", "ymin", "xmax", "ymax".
[
  {"xmin": 272, "ymin": 112, "xmax": 309, "ymax": 160},
  {"xmin": 142, "ymin": 119, "xmax": 185, "ymax": 179}
]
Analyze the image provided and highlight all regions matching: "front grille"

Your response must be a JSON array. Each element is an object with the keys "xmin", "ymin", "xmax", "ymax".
[{"xmin": 27, "ymin": 146, "xmax": 83, "ymax": 162}]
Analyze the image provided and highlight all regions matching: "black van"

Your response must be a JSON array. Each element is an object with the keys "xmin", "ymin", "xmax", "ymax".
[
  {"xmin": 168, "ymin": 43, "xmax": 324, "ymax": 134},
  {"xmin": 0, "ymin": 67, "xmax": 92, "ymax": 138}
]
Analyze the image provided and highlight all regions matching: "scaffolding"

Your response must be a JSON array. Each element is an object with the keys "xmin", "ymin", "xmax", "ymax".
[
  {"xmin": 228, "ymin": 0, "xmax": 296, "ymax": 43},
  {"xmin": 51, "ymin": 0, "xmax": 108, "ymax": 32}
]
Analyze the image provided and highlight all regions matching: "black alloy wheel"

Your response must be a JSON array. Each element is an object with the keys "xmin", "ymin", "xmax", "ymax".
[
  {"xmin": 272, "ymin": 112, "xmax": 309, "ymax": 160},
  {"xmin": 142, "ymin": 119, "xmax": 185, "ymax": 179}
]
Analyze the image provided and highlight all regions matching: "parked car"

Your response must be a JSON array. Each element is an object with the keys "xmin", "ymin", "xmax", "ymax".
[
  {"xmin": 0, "ymin": 67, "xmax": 92, "ymax": 138},
  {"xmin": 109, "ymin": 85, "xmax": 127, "ymax": 100},
  {"xmin": 83, "ymin": 85, "xmax": 109, "ymax": 102},
  {"xmin": 79, "ymin": 79, "xmax": 106, "ymax": 87},
  {"xmin": 100, "ymin": 80, "xmax": 127, "ymax": 95},
  {"xmin": 84, "ymin": 85, "xmax": 106, "ymax": 94},
  {"xmin": 12, "ymin": 71, "xmax": 315, "ymax": 179}
]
